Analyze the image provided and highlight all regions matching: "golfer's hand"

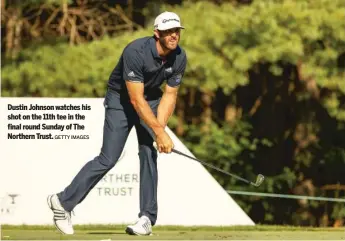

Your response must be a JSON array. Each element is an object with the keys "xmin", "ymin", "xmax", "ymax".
[{"xmin": 155, "ymin": 131, "xmax": 174, "ymax": 153}]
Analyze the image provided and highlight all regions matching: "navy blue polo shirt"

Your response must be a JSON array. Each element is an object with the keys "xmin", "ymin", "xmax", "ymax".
[{"xmin": 107, "ymin": 36, "xmax": 187, "ymax": 96}]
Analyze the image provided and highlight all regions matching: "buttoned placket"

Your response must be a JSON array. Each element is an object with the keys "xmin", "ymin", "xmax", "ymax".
[{"xmin": 160, "ymin": 59, "xmax": 168, "ymax": 79}]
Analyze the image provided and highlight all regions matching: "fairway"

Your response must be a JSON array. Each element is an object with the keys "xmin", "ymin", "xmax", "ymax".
[{"xmin": 1, "ymin": 225, "xmax": 344, "ymax": 240}]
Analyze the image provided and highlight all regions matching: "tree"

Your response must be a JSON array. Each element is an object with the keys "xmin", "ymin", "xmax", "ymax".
[{"xmin": 1, "ymin": 0, "xmax": 141, "ymax": 59}]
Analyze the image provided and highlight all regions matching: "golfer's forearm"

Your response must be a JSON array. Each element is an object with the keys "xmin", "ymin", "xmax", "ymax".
[
  {"xmin": 157, "ymin": 92, "xmax": 177, "ymax": 127},
  {"xmin": 130, "ymin": 97, "xmax": 164, "ymax": 136}
]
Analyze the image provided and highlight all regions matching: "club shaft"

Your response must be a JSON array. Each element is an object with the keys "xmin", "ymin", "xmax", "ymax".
[{"xmin": 172, "ymin": 149, "xmax": 252, "ymax": 185}]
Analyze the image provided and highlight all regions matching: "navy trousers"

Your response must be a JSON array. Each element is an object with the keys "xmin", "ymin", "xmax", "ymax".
[{"xmin": 57, "ymin": 88, "xmax": 161, "ymax": 225}]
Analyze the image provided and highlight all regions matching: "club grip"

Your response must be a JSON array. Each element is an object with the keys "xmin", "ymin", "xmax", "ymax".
[{"xmin": 153, "ymin": 142, "xmax": 178, "ymax": 153}]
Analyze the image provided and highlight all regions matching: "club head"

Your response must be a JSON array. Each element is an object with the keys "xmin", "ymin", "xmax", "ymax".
[{"xmin": 251, "ymin": 174, "xmax": 265, "ymax": 187}]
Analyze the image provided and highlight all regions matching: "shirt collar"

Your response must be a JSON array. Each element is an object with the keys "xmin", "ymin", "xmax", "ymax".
[{"xmin": 150, "ymin": 37, "xmax": 161, "ymax": 59}]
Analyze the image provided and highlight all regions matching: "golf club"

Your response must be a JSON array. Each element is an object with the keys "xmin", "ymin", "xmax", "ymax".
[{"xmin": 154, "ymin": 143, "xmax": 265, "ymax": 187}]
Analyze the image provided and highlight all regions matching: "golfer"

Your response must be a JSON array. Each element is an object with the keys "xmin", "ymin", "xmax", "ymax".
[{"xmin": 47, "ymin": 11, "xmax": 187, "ymax": 236}]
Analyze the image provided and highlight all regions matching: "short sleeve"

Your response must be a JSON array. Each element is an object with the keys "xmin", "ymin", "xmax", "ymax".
[
  {"xmin": 122, "ymin": 48, "xmax": 144, "ymax": 83},
  {"xmin": 167, "ymin": 54, "xmax": 187, "ymax": 87}
]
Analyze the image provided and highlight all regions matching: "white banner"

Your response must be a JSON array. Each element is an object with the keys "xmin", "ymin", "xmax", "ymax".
[{"xmin": 0, "ymin": 97, "xmax": 254, "ymax": 226}]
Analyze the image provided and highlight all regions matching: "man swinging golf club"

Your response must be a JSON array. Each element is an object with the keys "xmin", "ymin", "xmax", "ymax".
[{"xmin": 47, "ymin": 11, "xmax": 187, "ymax": 236}]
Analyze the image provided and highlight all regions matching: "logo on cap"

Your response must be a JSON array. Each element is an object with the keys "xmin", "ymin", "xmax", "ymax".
[{"xmin": 162, "ymin": 19, "xmax": 180, "ymax": 24}]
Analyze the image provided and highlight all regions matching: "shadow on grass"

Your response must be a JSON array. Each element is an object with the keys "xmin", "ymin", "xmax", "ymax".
[{"xmin": 87, "ymin": 231, "xmax": 125, "ymax": 235}]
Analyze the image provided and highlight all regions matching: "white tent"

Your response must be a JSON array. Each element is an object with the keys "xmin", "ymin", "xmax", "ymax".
[{"xmin": 0, "ymin": 97, "xmax": 254, "ymax": 226}]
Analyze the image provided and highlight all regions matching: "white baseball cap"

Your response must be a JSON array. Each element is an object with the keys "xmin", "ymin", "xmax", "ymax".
[{"xmin": 154, "ymin": 11, "xmax": 185, "ymax": 31}]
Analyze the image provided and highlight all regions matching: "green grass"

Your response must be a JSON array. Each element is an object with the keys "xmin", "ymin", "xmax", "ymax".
[{"xmin": 1, "ymin": 225, "xmax": 344, "ymax": 240}]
